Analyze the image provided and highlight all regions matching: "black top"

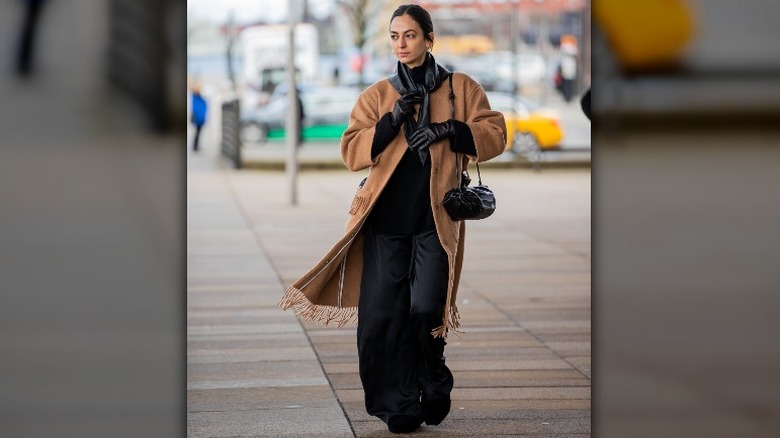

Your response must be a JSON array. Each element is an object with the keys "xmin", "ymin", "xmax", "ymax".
[{"xmin": 367, "ymin": 66, "xmax": 476, "ymax": 235}]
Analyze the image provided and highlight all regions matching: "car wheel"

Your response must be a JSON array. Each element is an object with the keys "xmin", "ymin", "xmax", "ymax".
[
  {"xmin": 514, "ymin": 132, "xmax": 543, "ymax": 164},
  {"xmin": 240, "ymin": 123, "xmax": 267, "ymax": 144}
]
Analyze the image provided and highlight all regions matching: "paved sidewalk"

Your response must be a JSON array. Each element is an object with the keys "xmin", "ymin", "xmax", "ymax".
[
  {"xmin": 187, "ymin": 156, "xmax": 353, "ymax": 437},
  {"xmin": 187, "ymin": 145, "xmax": 591, "ymax": 437}
]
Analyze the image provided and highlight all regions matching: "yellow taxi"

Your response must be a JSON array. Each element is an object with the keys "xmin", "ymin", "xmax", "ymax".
[
  {"xmin": 594, "ymin": 0, "xmax": 694, "ymax": 71},
  {"xmin": 486, "ymin": 92, "xmax": 564, "ymax": 154}
]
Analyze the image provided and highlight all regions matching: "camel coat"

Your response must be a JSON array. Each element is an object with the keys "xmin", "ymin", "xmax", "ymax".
[{"xmin": 278, "ymin": 73, "xmax": 506, "ymax": 337}]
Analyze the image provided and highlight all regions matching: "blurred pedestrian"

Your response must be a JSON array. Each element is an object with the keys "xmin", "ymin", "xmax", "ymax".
[
  {"xmin": 553, "ymin": 63, "xmax": 563, "ymax": 93},
  {"xmin": 559, "ymin": 46, "xmax": 578, "ymax": 102},
  {"xmin": 278, "ymin": 4, "xmax": 506, "ymax": 434},
  {"xmin": 190, "ymin": 86, "xmax": 207, "ymax": 152},
  {"xmin": 295, "ymin": 89, "xmax": 305, "ymax": 147},
  {"xmin": 16, "ymin": 0, "xmax": 48, "ymax": 77}
]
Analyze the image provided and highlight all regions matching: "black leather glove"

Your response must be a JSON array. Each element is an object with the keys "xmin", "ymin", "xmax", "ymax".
[
  {"xmin": 389, "ymin": 92, "xmax": 422, "ymax": 127},
  {"xmin": 407, "ymin": 120, "xmax": 456, "ymax": 152}
]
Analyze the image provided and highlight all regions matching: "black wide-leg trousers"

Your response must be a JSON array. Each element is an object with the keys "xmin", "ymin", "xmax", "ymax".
[{"xmin": 357, "ymin": 229, "xmax": 454, "ymax": 426}]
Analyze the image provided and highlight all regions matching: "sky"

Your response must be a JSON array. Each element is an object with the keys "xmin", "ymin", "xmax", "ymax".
[{"xmin": 188, "ymin": 0, "xmax": 336, "ymax": 24}]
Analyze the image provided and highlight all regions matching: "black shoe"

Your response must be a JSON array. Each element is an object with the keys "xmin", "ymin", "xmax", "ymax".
[
  {"xmin": 386, "ymin": 414, "xmax": 423, "ymax": 434},
  {"xmin": 421, "ymin": 367, "xmax": 454, "ymax": 426},
  {"xmin": 422, "ymin": 395, "xmax": 450, "ymax": 426}
]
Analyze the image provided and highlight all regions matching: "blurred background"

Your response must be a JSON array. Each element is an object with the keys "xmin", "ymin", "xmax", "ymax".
[
  {"xmin": 186, "ymin": 0, "xmax": 591, "ymax": 168},
  {"xmin": 0, "ymin": 0, "xmax": 185, "ymax": 437},
  {"xmin": 591, "ymin": 0, "xmax": 780, "ymax": 437},
  {"xmin": 2, "ymin": 0, "xmax": 780, "ymax": 436}
]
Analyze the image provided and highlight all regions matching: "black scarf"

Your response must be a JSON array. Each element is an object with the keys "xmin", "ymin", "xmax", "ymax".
[{"xmin": 388, "ymin": 53, "xmax": 451, "ymax": 164}]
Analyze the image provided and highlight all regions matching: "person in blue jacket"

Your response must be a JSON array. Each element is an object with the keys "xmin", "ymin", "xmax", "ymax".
[{"xmin": 191, "ymin": 86, "xmax": 208, "ymax": 152}]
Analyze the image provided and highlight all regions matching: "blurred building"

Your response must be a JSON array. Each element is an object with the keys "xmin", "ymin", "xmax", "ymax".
[{"xmin": 421, "ymin": 0, "xmax": 591, "ymax": 95}]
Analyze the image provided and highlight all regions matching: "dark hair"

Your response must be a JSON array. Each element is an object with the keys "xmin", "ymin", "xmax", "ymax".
[{"xmin": 391, "ymin": 4, "xmax": 434, "ymax": 43}]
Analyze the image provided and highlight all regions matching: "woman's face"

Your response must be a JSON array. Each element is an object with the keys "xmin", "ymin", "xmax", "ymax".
[{"xmin": 390, "ymin": 14, "xmax": 432, "ymax": 68}]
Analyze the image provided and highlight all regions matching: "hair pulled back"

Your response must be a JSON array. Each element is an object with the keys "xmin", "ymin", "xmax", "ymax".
[{"xmin": 391, "ymin": 4, "xmax": 434, "ymax": 43}]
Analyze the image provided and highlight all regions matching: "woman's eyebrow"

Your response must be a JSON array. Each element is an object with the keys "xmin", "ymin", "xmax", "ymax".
[{"xmin": 390, "ymin": 29, "xmax": 416, "ymax": 34}]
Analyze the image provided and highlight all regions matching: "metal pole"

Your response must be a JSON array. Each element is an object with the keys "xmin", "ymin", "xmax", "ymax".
[
  {"xmin": 510, "ymin": 3, "xmax": 519, "ymax": 96},
  {"xmin": 539, "ymin": 14, "xmax": 548, "ymax": 106},
  {"xmin": 226, "ymin": 10, "xmax": 237, "ymax": 95},
  {"xmin": 287, "ymin": 0, "xmax": 299, "ymax": 206},
  {"xmin": 581, "ymin": 4, "xmax": 591, "ymax": 90}
]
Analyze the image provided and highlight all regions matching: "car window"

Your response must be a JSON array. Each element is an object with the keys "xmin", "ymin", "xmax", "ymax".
[
  {"xmin": 486, "ymin": 94, "xmax": 515, "ymax": 113},
  {"xmin": 263, "ymin": 97, "xmax": 288, "ymax": 113},
  {"xmin": 303, "ymin": 90, "xmax": 355, "ymax": 104},
  {"xmin": 301, "ymin": 89, "xmax": 360, "ymax": 116},
  {"xmin": 517, "ymin": 96, "xmax": 541, "ymax": 112}
]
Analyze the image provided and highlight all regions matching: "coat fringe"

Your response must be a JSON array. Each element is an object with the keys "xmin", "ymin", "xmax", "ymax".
[
  {"xmin": 431, "ymin": 303, "xmax": 462, "ymax": 338},
  {"xmin": 430, "ymin": 252, "xmax": 462, "ymax": 339},
  {"xmin": 277, "ymin": 286, "xmax": 358, "ymax": 328}
]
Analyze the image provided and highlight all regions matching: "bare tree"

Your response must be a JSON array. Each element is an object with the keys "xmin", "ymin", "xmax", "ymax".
[
  {"xmin": 336, "ymin": 0, "xmax": 376, "ymax": 87},
  {"xmin": 224, "ymin": 11, "xmax": 238, "ymax": 93}
]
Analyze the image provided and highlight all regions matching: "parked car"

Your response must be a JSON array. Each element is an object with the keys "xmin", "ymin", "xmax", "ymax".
[
  {"xmin": 240, "ymin": 86, "xmax": 362, "ymax": 144},
  {"xmin": 486, "ymin": 92, "xmax": 564, "ymax": 155},
  {"xmin": 481, "ymin": 51, "xmax": 548, "ymax": 87}
]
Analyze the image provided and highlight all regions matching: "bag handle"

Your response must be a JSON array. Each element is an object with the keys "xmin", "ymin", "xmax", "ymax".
[{"xmin": 448, "ymin": 73, "xmax": 483, "ymax": 187}]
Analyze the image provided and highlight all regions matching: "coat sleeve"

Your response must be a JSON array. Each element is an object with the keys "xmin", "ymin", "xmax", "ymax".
[
  {"xmin": 462, "ymin": 78, "xmax": 507, "ymax": 163},
  {"xmin": 341, "ymin": 87, "xmax": 384, "ymax": 171}
]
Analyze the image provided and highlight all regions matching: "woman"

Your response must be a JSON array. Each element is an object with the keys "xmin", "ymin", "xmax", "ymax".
[{"xmin": 279, "ymin": 4, "xmax": 506, "ymax": 434}]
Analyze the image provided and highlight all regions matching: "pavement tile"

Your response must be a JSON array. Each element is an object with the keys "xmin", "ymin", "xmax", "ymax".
[
  {"xmin": 451, "ymin": 370, "xmax": 590, "ymax": 388},
  {"xmin": 445, "ymin": 346, "xmax": 562, "ymax": 359},
  {"xmin": 446, "ymin": 331, "xmax": 541, "ymax": 343},
  {"xmin": 327, "ymin": 369, "xmax": 590, "ymax": 391},
  {"xmin": 187, "ymin": 310, "xmax": 295, "ymax": 326},
  {"xmin": 322, "ymin": 362, "xmax": 360, "ymax": 374},
  {"xmin": 188, "ymin": 386, "xmax": 336, "ymax": 412},
  {"xmin": 188, "ymin": 360, "xmax": 325, "ymax": 385},
  {"xmin": 187, "ymin": 334, "xmax": 311, "ymax": 350},
  {"xmin": 187, "ymin": 292, "xmax": 271, "ymax": 309},
  {"xmin": 342, "ymin": 401, "xmax": 591, "ymax": 424},
  {"xmin": 187, "ymin": 275, "xmax": 279, "ymax": 287},
  {"xmin": 189, "ymin": 155, "xmax": 590, "ymax": 436},
  {"xmin": 310, "ymin": 342, "xmax": 358, "ymax": 357},
  {"xmin": 542, "ymin": 341, "xmax": 591, "ymax": 356},
  {"xmin": 187, "ymin": 323, "xmax": 304, "ymax": 337},
  {"xmin": 351, "ymin": 417, "xmax": 590, "ymax": 436},
  {"xmin": 520, "ymin": 320, "xmax": 591, "ymax": 331},
  {"xmin": 188, "ymin": 408, "xmax": 353, "ymax": 437},
  {"xmin": 188, "ymin": 160, "xmax": 354, "ymax": 437},
  {"xmin": 333, "ymin": 386, "xmax": 590, "ymax": 405},
  {"xmin": 188, "ymin": 283, "xmax": 268, "ymax": 292},
  {"xmin": 187, "ymin": 346, "xmax": 317, "ymax": 364},
  {"xmin": 188, "ymin": 376, "xmax": 328, "ymax": 390},
  {"xmin": 450, "ymin": 399, "xmax": 591, "ymax": 411},
  {"xmin": 452, "ymin": 386, "xmax": 591, "ymax": 401},
  {"xmin": 448, "ymin": 359, "xmax": 576, "ymax": 371},
  {"xmin": 533, "ymin": 332, "xmax": 591, "ymax": 342},
  {"xmin": 306, "ymin": 329, "xmax": 358, "ymax": 343}
]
